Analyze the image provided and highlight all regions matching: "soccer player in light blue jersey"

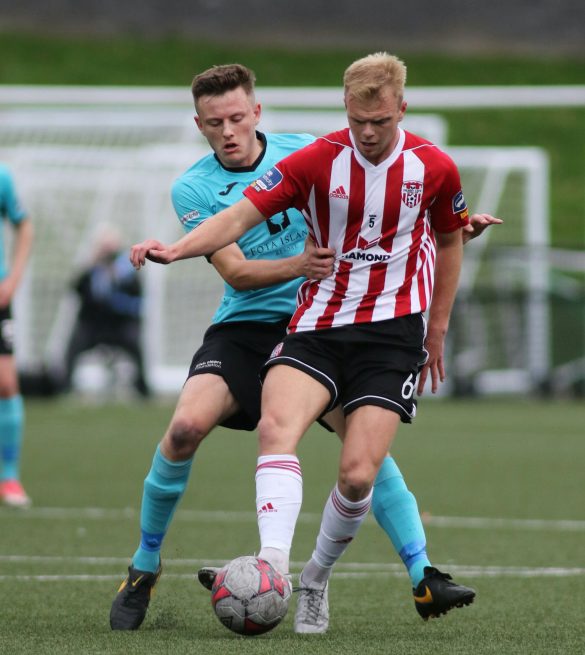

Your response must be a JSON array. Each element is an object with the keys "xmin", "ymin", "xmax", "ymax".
[
  {"xmin": 111, "ymin": 63, "xmax": 498, "ymax": 630},
  {"xmin": 171, "ymin": 129, "xmax": 316, "ymax": 325},
  {"xmin": 0, "ymin": 164, "xmax": 34, "ymax": 508}
]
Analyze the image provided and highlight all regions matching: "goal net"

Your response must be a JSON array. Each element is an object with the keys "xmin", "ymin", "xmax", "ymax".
[{"xmin": 0, "ymin": 87, "xmax": 550, "ymax": 395}]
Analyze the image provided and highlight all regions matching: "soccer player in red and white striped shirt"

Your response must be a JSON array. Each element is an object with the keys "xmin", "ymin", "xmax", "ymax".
[{"xmin": 131, "ymin": 52, "xmax": 491, "ymax": 632}]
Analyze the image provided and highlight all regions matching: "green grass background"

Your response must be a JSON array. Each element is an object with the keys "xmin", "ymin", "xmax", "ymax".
[
  {"xmin": 0, "ymin": 398, "xmax": 583, "ymax": 654},
  {"xmin": 1, "ymin": 33, "xmax": 584, "ymax": 247}
]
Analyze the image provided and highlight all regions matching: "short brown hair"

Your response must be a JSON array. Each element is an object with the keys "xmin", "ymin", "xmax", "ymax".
[
  {"xmin": 191, "ymin": 64, "xmax": 256, "ymax": 107},
  {"xmin": 343, "ymin": 52, "xmax": 407, "ymax": 103}
]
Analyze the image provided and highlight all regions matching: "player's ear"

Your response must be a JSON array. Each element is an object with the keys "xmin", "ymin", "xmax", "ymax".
[
  {"xmin": 253, "ymin": 103, "xmax": 262, "ymax": 125},
  {"xmin": 398, "ymin": 100, "xmax": 407, "ymax": 122},
  {"xmin": 194, "ymin": 115, "xmax": 203, "ymax": 132}
]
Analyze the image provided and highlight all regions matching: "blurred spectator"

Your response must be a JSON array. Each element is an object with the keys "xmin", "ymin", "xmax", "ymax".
[{"xmin": 57, "ymin": 225, "xmax": 151, "ymax": 398}]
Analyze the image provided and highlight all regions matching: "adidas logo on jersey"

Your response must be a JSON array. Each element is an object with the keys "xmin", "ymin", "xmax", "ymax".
[{"xmin": 329, "ymin": 185, "xmax": 349, "ymax": 199}]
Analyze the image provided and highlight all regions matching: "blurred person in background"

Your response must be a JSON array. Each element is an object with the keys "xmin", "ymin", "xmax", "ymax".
[
  {"xmin": 0, "ymin": 163, "xmax": 34, "ymax": 508},
  {"xmin": 56, "ymin": 225, "xmax": 150, "ymax": 398}
]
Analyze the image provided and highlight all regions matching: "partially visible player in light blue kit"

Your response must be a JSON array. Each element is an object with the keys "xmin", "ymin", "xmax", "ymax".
[
  {"xmin": 172, "ymin": 130, "xmax": 314, "ymax": 324},
  {"xmin": 111, "ymin": 63, "xmax": 497, "ymax": 630},
  {"xmin": 0, "ymin": 164, "xmax": 34, "ymax": 508}
]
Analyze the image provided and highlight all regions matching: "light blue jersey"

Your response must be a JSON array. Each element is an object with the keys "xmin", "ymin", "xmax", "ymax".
[
  {"xmin": 172, "ymin": 132, "xmax": 315, "ymax": 323},
  {"xmin": 0, "ymin": 165, "xmax": 27, "ymax": 281}
]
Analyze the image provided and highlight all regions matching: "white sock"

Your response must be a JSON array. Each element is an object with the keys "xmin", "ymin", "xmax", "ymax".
[
  {"xmin": 255, "ymin": 454, "xmax": 302, "ymax": 574},
  {"xmin": 303, "ymin": 484, "xmax": 372, "ymax": 586}
]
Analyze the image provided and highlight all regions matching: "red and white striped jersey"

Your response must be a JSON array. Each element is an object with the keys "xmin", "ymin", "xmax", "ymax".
[{"xmin": 243, "ymin": 127, "xmax": 469, "ymax": 333}]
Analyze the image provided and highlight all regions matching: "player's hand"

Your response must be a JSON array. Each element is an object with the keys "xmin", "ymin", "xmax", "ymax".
[
  {"xmin": 462, "ymin": 213, "xmax": 503, "ymax": 243},
  {"xmin": 417, "ymin": 325, "xmax": 447, "ymax": 395},
  {"xmin": 300, "ymin": 236, "xmax": 336, "ymax": 280},
  {"xmin": 130, "ymin": 239, "xmax": 170, "ymax": 270}
]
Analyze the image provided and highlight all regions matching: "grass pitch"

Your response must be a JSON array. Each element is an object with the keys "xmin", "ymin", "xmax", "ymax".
[{"xmin": 0, "ymin": 397, "xmax": 583, "ymax": 654}]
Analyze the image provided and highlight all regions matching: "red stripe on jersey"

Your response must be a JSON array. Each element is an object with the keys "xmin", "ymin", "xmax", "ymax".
[
  {"xmin": 289, "ymin": 280, "xmax": 320, "ymax": 332},
  {"xmin": 312, "ymin": 147, "xmax": 346, "ymax": 248},
  {"xmin": 314, "ymin": 175, "xmax": 332, "ymax": 247},
  {"xmin": 379, "ymin": 157, "xmax": 405, "ymax": 252},
  {"xmin": 316, "ymin": 259, "xmax": 352, "ymax": 329},
  {"xmin": 355, "ymin": 261, "xmax": 389, "ymax": 322},
  {"xmin": 342, "ymin": 158, "xmax": 366, "ymax": 252}
]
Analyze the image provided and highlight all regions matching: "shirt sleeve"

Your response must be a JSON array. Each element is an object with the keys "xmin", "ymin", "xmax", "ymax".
[
  {"xmin": 243, "ymin": 143, "xmax": 318, "ymax": 218},
  {"xmin": 429, "ymin": 153, "xmax": 470, "ymax": 233},
  {"xmin": 171, "ymin": 177, "xmax": 214, "ymax": 234}
]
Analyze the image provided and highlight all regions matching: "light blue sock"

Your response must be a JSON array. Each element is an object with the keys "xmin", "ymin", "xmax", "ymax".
[
  {"xmin": 132, "ymin": 445, "xmax": 193, "ymax": 573},
  {"xmin": 0, "ymin": 395, "xmax": 24, "ymax": 481},
  {"xmin": 372, "ymin": 456, "xmax": 431, "ymax": 587}
]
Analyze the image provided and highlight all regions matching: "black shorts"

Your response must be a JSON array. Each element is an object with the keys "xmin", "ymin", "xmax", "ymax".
[
  {"xmin": 262, "ymin": 314, "xmax": 428, "ymax": 424},
  {"xmin": 187, "ymin": 319, "xmax": 289, "ymax": 431},
  {"xmin": 0, "ymin": 306, "xmax": 14, "ymax": 355}
]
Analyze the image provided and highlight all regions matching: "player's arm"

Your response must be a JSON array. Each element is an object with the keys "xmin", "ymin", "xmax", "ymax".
[
  {"xmin": 462, "ymin": 213, "xmax": 503, "ymax": 243},
  {"xmin": 0, "ymin": 217, "xmax": 33, "ymax": 308},
  {"xmin": 417, "ymin": 228, "xmax": 463, "ymax": 396},
  {"xmin": 130, "ymin": 197, "xmax": 264, "ymax": 270},
  {"xmin": 210, "ymin": 237, "xmax": 335, "ymax": 291}
]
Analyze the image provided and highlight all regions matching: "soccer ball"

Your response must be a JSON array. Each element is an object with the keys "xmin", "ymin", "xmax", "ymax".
[{"xmin": 211, "ymin": 556, "xmax": 291, "ymax": 636}]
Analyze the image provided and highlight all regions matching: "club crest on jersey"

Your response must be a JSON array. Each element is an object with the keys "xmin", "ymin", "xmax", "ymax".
[
  {"xmin": 452, "ymin": 190, "xmax": 468, "ymax": 215},
  {"xmin": 250, "ymin": 166, "xmax": 283, "ymax": 193},
  {"xmin": 401, "ymin": 181, "xmax": 423, "ymax": 208}
]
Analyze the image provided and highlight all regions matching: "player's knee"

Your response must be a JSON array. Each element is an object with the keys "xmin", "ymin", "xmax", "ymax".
[
  {"xmin": 165, "ymin": 417, "xmax": 208, "ymax": 458},
  {"xmin": 257, "ymin": 413, "xmax": 296, "ymax": 454},
  {"xmin": 338, "ymin": 461, "xmax": 375, "ymax": 500}
]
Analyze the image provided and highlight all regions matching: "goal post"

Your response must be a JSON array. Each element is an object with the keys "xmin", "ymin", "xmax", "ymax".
[{"xmin": 446, "ymin": 147, "xmax": 550, "ymax": 394}]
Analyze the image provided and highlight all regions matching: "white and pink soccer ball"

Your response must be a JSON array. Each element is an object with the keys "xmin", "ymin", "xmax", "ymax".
[{"xmin": 211, "ymin": 556, "xmax": 291, "ymax": 636}]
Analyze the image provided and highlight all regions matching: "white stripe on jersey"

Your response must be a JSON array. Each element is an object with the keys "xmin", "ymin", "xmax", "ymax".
[{"xmin": 304, "ymin": 185, "xmax": 320, "ymax": 244}]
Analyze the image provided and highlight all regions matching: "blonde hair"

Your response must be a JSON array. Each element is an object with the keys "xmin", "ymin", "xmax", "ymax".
[{"xmin": 343, "ymin": 52, "xmax": 407, "ymax": 103}]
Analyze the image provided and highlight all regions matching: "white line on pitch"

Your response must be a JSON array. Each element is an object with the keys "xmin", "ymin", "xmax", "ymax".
[
  {"xmin": 0, "ymin": 555, "xmax": 583, "ymax": 579},
  {"xmin": 0, "ymin": 566, "xmax": 583, "ymax": 582},
  {"xmin": 1, "ymin": 506, "xmax": 584, "ymax": 532}
]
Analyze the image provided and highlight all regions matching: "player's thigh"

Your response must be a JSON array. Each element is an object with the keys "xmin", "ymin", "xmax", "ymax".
[
  {"xmin": 259, "ymin": 364, "xmax": 331, "ymax": 454},
  {"xmin": 321, "ymin": 406, "xmax": 346, "ymax": 441},
  {"xmin": 0, "ymin": 355, "xmax": 19, "ymax": 396},
  {"xmin": 339, "ymin": 405, "xmax": 401, "ymax": 498},
  {"xmin": 167, "ymin": 373, "xmax": 239, "ymax": 440}
]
